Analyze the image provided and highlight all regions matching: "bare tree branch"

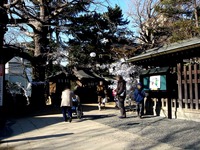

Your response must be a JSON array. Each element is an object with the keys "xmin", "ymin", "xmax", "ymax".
[
  {"xmin": 126, "ymin": 0, "xmax": 167, "ymax": 49},
  {"xmin": 4, "ymin": 0, "xmax": 21, "ymax": 8},
  {"xmin": 51, "ymin": 2, "xmax": 70, "ymax": 17}
]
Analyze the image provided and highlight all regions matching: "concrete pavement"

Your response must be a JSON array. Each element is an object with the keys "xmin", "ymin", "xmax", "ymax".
[{"xmin": 0, "ymin": 106, "xmax": 200, "ymax": 150}]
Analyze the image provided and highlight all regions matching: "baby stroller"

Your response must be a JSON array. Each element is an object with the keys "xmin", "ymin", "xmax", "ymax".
[
  {"xmin": 125, "ymin": 96, "xmax": 136, "ymax": 112},
  {"xmin": 71, "ymin": 95, "xmax": 83, "ymax": 119}
]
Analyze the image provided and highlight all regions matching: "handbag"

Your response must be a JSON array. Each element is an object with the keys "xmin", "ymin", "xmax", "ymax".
[
  {"xmin": 120, "ymin": 90, "xmax": 125, "ymax": 97},
  {"xmin": 102, "ymin": 97, "xmax": 108, "ymax": 103}
]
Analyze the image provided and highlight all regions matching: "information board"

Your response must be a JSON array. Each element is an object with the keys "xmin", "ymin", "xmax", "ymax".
[
  {"xmin": 143, "ymin": 75, "xmax": 167, "ymax": 91},
  {"xmin": 150, "ymin": 75, "xmax": 161, "ymax": 90}
]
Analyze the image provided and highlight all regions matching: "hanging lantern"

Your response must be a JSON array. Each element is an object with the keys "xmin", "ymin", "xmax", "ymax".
[{"xmin": 90, "ymin": 52, "xmax": 96, "ymax": 58}]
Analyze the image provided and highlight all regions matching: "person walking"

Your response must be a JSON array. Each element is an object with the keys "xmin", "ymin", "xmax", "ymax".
[
  {"xmin": 61, "ymin": 86, "xmax": 75, "ymax": 122},
  {"xmin": 96, "ymin": 81, "xmax": 106, "ymax": 110},
  {"xmin": 133, "ymin": 83, "xmax": 146, "ymax": 119},
  {"xmin": 116, "ymin": 75, "xmax": 126, "ymax": 118}
]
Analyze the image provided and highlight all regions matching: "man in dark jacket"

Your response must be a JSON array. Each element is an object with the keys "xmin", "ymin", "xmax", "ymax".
[
  {"xmin": 116, "ymin": 75, "xmax": 126, "ymax": 118},
  {"xmin": 133, "ymin": 83, "xmax": 146, "ymax": 118}
]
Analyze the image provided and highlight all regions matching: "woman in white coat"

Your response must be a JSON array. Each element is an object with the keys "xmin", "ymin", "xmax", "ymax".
[{"xmin": 61, "ymin": 86, "xmax": 75, "ymax": 122}]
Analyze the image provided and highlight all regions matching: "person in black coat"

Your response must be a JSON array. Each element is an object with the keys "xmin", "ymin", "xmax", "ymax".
[{"xmin": 116, "ymin": 75, "xmax": 126, "ymax": 118}]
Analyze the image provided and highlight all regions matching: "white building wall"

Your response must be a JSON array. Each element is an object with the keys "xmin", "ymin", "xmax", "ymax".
[{"xmin": 5, "ymin": 57, "xmax": 32, "ymax": 89}]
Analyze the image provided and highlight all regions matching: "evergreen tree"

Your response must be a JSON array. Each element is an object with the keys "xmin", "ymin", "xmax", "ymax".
[
  {"xmin": 65, "ymin": 5, "xmax": 135, "ymax": 67},
  {"xmin": 156, "ymin": 0, "xmax": 200, "ymax": 42}
]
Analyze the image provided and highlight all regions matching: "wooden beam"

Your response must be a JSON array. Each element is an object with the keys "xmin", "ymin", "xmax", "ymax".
[
  {"xmin": 185, "ymin": 70, "xmax": 200, "ymax": 74},
  {"xmin": 177, "ymin": 63, "xmax": 183, "ymax": 109},
  {"xmin": 182, "ymin": 79, "xmax": 200, "ymax": 83},
  {"xmin": 183, "ymin": 65, "xmax": 188, "ymax": 109},
  {"xmin": 189, "ymin": 65, "xmax": 193, "ymax": 109},
  {"xmin": 1, "ymin": 46, "xmax": 33, "ymax": 63},
  {"xmin": 194, "ymin": 64, "xmax": 199, "ymax": 110}
]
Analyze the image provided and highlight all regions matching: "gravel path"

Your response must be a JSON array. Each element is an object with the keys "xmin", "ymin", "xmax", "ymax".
[
  {"xmin": 90, "ymin": 109, "xmax": 200, "ymax": 149},
  {"xmin": 0, "ymin": 107, "xmax": 200, "ymax": 150}
]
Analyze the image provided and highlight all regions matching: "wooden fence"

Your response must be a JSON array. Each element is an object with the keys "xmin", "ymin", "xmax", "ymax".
[{"xmin": 177, "ymin": 63, "xmax": 200, "ymax": 110}]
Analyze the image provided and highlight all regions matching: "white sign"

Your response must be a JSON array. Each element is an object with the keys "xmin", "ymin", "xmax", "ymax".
[
  {"xmin": 150, "ymin": 75, "xmax": 160, "ymax": 90},
  {"xmin": 0, "ymin": 65, "xmax": 3, "ymax": 106}
]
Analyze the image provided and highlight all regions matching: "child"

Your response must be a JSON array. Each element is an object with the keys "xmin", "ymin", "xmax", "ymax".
[{"xmin": 133, "ymin": 83, "xmax": 146, "ymax": 118}]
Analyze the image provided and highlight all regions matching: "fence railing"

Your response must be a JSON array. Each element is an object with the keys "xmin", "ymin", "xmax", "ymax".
[{"xmin": 177, "ymin": 63, "xmax": 200, "ymax": 110}]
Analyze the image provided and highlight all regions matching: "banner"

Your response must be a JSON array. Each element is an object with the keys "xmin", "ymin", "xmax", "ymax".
[{"xmin": 0, "ymin": 64, "xmax": 3, "ymax": 106}]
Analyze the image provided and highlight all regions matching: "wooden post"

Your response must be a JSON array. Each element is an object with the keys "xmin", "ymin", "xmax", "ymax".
[
  {"xmin": 194, "ymin": 64, "xmax": 199, "ymax": 110},
  {"xmin": 167, "ymin": 71, "xmax": 172, "ymax": 119},
  {"xmin": 189, "ymin": 65, "xmax": 193, "ymax": 109},
  {"xmin": 167, "ymin": 97, "xmax": 172, "ymax": 119},
  {"xmin": 177, "ymin": 63, "xmax": 183, "ymax": 108},
  {"xmin": 184, "ymin": 65, "xmax": 188, "ymax": 109},
  {"xmin": 0, "ymin": 62, "xmax": 4, "ymax": 107}
]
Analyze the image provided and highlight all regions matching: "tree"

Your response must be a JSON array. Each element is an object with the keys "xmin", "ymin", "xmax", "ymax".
[
  {"xmin": 155, "ymin": 0, "xmax": 200, "ymax": 43},
  {"xmin": 109, "ymin": 60, "xmax": 141, "ymax": 90},
  {"xmin": 66, "ymin": 5, "xmax": 135, "ymax": 67},
  {"xmin": 3, "ymin": 0, "xmax": 93, "ymax": 81},
  {"xmin": 127, "ymin": 0, "xmax": 200, "ymax": 50},
  {"xmin": 2, "ymin": 0, "xmax": 99, "ymax": 106},
  {"xmin": 126, "ymin": 0, "xmax": 170, "ymax": 49}
]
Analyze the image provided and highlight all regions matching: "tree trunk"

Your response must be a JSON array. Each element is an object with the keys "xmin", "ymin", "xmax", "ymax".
[
  {"xmin": 31, "ymin": 0, "xmax": 50, "ymax": 108},
  {"xmin": 193, "ymin": 0, "xmax": 199, "ymax": 28}
]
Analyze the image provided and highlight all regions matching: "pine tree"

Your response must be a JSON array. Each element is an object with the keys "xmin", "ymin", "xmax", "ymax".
[{"xmin": 65, "ymin": 5, "xmax": 134, "ymax": 67}]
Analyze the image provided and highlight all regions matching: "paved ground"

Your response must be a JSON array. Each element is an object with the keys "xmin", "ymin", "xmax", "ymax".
[{"xmin": 0, "ymin": 105, "xmax": 200, "ymax": 150}]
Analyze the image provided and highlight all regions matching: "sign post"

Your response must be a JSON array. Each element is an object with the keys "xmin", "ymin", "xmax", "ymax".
[{"xmin": 0, "ymin": 64, "xmax": 4, "ymax": 106}]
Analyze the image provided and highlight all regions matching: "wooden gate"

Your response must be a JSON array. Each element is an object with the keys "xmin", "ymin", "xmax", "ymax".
[{"xmin": 177, "ymin": 63, "xmax": 200, "ymax": 110}]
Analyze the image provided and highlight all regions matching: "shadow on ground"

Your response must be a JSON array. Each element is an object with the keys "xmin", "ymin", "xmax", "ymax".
[
  {"xmin": 92, "ymin": 113, "xmax": 200, "ymax": 150},
  {"xmin": 82, "ymin": 114, "xmax": 116, "ymax": 120},
  {"xmin": 1, "ymin": 133, "xmax": 73, "ymax": 144},
  {"xmin": 22, "ymin": 105, "xmax": 115, "ymax": 117},
  {"xmin": 0, "ymin": 105, "xmax": 115, "ymax": 141}
]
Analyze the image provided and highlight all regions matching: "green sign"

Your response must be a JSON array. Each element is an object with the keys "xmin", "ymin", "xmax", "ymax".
[{"xmin": 143, "ymin": 75, "xmax": 167, "ymax": 91}]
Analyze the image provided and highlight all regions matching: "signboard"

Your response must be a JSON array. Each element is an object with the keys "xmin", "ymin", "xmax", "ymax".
[
  {"xmin": 150, "ymin": 75, "xmax": 161, "ymax": 90},
  {"xmin": 0, "ymin": 64, "xmax": 3, "ymax": 106},
  {"xmin": 143, "ymin": 75, "xmax": 167, "ymax": 91}
]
